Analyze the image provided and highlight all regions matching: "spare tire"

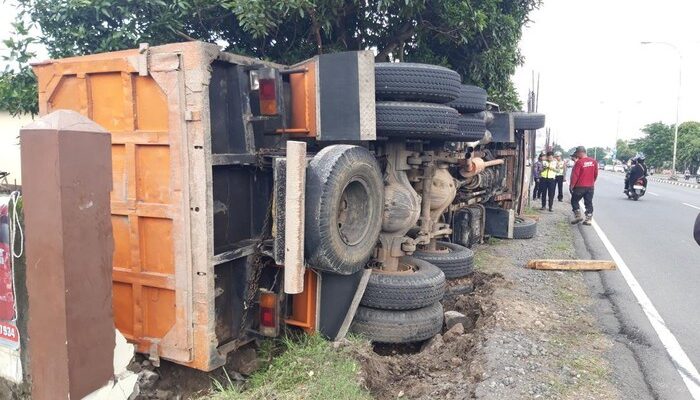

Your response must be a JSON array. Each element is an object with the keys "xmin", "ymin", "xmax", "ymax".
[
  {"xmin": 361, "ymin": 257, "xmax": 446, "ymax": 310},
  {"xmin": 305, "ymin": 145, "xmax": 384, "ymax": 275},
  {"xmin": 413, "ymin": 241, "xmax": 475, "ymax": 279},
  {"xmin": 513, "ymin": 217, "xmax": 537, "ymax": 239},
  {"xmin": 375, "ymin": 62, "xmax": 461, "ymax": 103},
  {"xmin": 447, "ymin": 85, "xmax": 487, "ymax": 113},
  {"xmin": 376, "ymin": 102, "xmax": 460, "ymax": 139},
  {"xmin": 512, "ymin": 112, "xmax": 545, "ymax": 130},
  {"xmin": 457, "ymin": 115, "xmax": 487, "ymax": 140},
  {"xmin": 351, "ymin": 302, "xmax": 444, "ymax": 343}
]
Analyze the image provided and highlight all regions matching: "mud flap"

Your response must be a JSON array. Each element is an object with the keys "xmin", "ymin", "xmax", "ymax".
[{"xmin": 318, "ymin": 269, "xmax": 365, "ymax": 339}]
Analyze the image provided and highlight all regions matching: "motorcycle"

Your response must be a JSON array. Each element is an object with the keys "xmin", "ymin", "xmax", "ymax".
[{"xmin": 626, "ymin": 177, "xmax": 647, "ymax": 200}]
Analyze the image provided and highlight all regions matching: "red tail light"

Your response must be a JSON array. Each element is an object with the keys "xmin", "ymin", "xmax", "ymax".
[
  {"xmin": 259, "ymin": 289, "xmax": 279, "ymax": 336},
  {"xmin": 253, "ymin": 68, "xmax": 280, "ymax": 116}
]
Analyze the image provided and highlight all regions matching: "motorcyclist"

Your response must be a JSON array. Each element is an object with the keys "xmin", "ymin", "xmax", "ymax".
[
  {"xmin": 624, "ymin": 153, "xmax": 647, "ymax": 194},
  {"xmin": 685, "ymin": 168, "xmax": 691, "ymax": 180}
]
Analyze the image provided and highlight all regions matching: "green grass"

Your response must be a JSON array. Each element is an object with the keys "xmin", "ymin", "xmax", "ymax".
[
  {"xmin": 208, "ymin": 334, "xmax": 371, "ymax": 400},
  {"xmin": 523, "ymin": 205, "xmax": 540, "ymax": 215},
  {"xmin": 486, "ymin": 236, "xmax": 501, "ymax": 245},
  {"xmin": 555, "ymin": 287, "xmax": 578, "ymax": 304}
]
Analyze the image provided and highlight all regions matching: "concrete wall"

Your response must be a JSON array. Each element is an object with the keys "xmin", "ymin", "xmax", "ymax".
[{"xmin": 0, "ymin": 111, "xmax": 33, "ymax": 185}]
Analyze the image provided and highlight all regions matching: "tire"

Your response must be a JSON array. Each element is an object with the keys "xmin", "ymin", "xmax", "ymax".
[
  {"xmin": 457, "ymin": 115, "xmax": 487, "ymax": 140},
  {"xmin": 375, "ymin": 62, "xmax": 461, "ymax": 103},
  {"xmin": 376, "ymin": 102, "xmax": 459, "ymax": 139},
  {"xmin": 512, "ymin": 112, "xmax": 545, "ymax": 130},
  {"xmin": 305, "ymin": 145, "xmax": 384, "ymax": 275},
  {"xmin": 351, "ymin": 302, "xmax": 444, "ymax": 343},
  {"xmin": 447, "ymin": 85, "xmax": 487, "ymax": 113},
  {"xmin": 513, "ymin": 217, "xmax": 537, "ymax": 239},
  {"xmin": 361, "ymin": 257, "xmax": 446, "ymax": 310},
  {"xmin": 413, "ymin": 241, "xmax": 474, "ymax": 279}
]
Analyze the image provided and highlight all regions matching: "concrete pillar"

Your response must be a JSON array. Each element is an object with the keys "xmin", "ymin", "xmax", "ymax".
[{"xmin": 20, "ymin": 110, "xmax": 114, "ymax": 399}]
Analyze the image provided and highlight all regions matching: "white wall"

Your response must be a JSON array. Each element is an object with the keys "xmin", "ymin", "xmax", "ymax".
[{"xmin": 0, "ymin": 112, "xmax": 33, "ymax": 185}]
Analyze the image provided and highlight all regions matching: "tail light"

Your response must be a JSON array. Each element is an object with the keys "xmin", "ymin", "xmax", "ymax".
[
  {"xmin": 251, "ymin": 67, "xmax": 281, "ymax": 116},
  {"xmin": 259, "ymin": 289, "xmax": 279, "ymax": 337}
]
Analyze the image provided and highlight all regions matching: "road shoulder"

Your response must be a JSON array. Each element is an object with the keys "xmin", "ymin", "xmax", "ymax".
[{"xmin": 574, "ymin": 212, "xmax": 692, "ymax": 400}]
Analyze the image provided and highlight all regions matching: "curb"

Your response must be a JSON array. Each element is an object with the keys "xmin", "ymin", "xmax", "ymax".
[{"xmin": 647, "ymin": 177, "xmax": 700, "ymax": 189}]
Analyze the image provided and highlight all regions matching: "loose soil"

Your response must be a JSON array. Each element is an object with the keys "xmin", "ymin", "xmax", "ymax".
[{"xmin": 348, "ymin": 199, "xmax": 622, "ymax": 399}]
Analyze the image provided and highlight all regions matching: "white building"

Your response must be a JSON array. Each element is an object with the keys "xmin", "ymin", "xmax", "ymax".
[{"xmin": 0, "ymin": 111, "xmax": 33, "ymax": 185}]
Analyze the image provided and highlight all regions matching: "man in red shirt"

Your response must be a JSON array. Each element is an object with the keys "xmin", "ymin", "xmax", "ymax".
[{"xmin": 569, "ymin": 146, "xmax": 598, "ymax": 225}]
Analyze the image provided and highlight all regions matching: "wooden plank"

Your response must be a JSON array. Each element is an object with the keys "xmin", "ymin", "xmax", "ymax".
[
  {"xmin": 526, "ymin": 259, "xmax": 616, "ymax": 271},
  {"xmin": 284, "ymin": 141, "xmax": 307, "ymax": 294}
]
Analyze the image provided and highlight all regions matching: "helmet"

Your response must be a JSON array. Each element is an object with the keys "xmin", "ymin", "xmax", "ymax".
[
  {"xmin": 554, "ymin": 151, "xmax": 562, "ymax": 156},
  {"xmin": 634, "ymin": 152, "xmax": 645, "ymax": 162}
]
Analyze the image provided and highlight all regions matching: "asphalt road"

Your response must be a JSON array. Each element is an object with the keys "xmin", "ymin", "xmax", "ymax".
[{"xmin": 575, "ymin": 170, "xmax": 700, "ymax": 399}]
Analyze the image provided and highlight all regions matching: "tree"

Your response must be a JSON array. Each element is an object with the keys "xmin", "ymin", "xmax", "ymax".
[
  {"xmin": 630, "ymin": 122, "xmax": 674, "ymax": 169},
  {"xmin": 589, "ymin": 147, "xmax": 607, "ymax": 163},
  {"xmin": 615, "ymin": 139, "xmax": 636, "ymax": 163},
  {"xmin": 678, "ymin": 121, "xmax": 700, "ymax": 173},
  {"xmin": 551, "ymin": 143, "xmax": 565, "ymax": 155},
  {"xmin": 1, "ymin": 0, "xmax": 541, "ymax": 116},
  {"xmin": 0, "ymin": 21, "xmax": 38, "ymax": 116},
  {"xmin": 565, "ymin": 146, "xmax": 606, "ymax": 162}
]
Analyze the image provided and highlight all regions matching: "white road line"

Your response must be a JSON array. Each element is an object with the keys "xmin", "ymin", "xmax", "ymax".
[
  {"xmin": 585, "ymin": 206, "xmax": 700, "ymax": 399},
  {"xmin": 648, "ymin": 191, "xmax": 659, "ymax": 196},
  {"xmin": 683, "ymin": 203, "xmax": 700, "ymax": 211}
]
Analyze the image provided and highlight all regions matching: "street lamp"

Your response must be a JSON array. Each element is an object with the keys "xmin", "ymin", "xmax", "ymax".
[{"xmin": 641, "ymin": 41, "xmax": 682, "ymax": 178}]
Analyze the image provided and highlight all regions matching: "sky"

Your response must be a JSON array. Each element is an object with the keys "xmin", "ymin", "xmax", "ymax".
[{"xmin": 514, "ymin": 0, "xmax": 700, "ymax": 151}]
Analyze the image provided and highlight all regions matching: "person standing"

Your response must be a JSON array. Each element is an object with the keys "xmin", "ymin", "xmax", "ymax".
[
  {"xmin": 569, "ymin": 146, "xmax": 598, "ymax": 225},
  {"xmin": 553, "ymin": 151, "xmax": 566, "ymax": 201},
  {"xmin": 532, "ymin": 153, "xmax": 545, "ymax": 200},
  {"xmin": 540, "ymin": 151, "xmax": 557, "ymax": 212}
]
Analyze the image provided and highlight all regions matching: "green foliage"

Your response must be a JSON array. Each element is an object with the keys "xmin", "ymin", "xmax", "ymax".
[
  {"xmin": 628, "ymin": 121, "xmax": 700, "ymax": 171},
  {"xmin": 0, "ymin": 67, "xmax": 38, "ymax": 117},
  {"xmin": 3, "ymin": 0, "xmax": 540, "ymax": 115},
  {"xmin": 678, "ymin": 121, "xmax": 700, "ymax": 173},
  {"xmin": 614, "ymin": 139, "xmax": 636, "ymax": 163},
  {"xmin": 209, "ymin": 334, "xmax": 371, "ymax": 400},
  {"xmin": 588, "ymin": 147, "xmax": 608, "ymax": 163},
  {"xmin": 565, "ymin": 146, "xmax": 607, "ymax": 162},
  {"xmin": 630, "ymin": 122, "xmax": 674, "ymax": 169},
  {"xmin": 0, "ymin": 20, "xmax": 39, "ymax": 116}
]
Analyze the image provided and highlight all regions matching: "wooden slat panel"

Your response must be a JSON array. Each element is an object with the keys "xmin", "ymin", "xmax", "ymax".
[
  {"xmin": 138, "ymin": 217, "xmax": 174, "ymax": 274},
  {"xmin": 90, "ymin": 72, "xmax": 128, "ymax": 132},
  {"xmin": 135, "ymin": 145, "xmax": 171, "ymax": 205}
]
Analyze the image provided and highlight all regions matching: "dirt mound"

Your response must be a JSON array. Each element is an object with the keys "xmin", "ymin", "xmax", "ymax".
[{"xmin": 350, "ymin": 272, "xmax": 502, "ymax": 399}]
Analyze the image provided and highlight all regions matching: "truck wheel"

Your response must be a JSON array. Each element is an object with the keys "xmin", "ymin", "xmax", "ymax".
[
  {"xmin": 513, "ymin": 217, "xmax": 537, "ymax": 239},
  {"xmin": 361, "ymin": 257, "xmax": 446, "ymax": 310},
  {"xmin": 376, "ymin": 102, "xmax": 460, "ymax": 138},
  {"xmin": 447, "ymin": 85, "xmax": 487, "ymax": 113},
  {"xmin": 351, "ymin": 302, "xmax": 444, "ymax": 343},
  {"xmin": 413, "ymin": 241, "xmax": 474, "ymax": 279},
  {"xmin": 512, "ymin": 112, "xmax": 546, "ymax": 130},
  {"xmin": 305, "ymin": 145, "xmax": 384, "ymax": 275},
  {"xmin": 457, "ymin": 115, "xmax": 487, "ymax": 140},
  {"xmin": 375, "ymin": 62, "xmax": 461, "ymax": 103}
]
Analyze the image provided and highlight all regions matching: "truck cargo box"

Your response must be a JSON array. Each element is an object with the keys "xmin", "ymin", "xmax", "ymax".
[{"xmin": 32, "ymin": 41, "xmax": 375, "ymax": 370}]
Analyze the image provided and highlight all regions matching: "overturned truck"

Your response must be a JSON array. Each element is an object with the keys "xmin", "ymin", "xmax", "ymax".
[{"xmin": 32, "ymin": 41, "xmax": 544, "ymax": 371}]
